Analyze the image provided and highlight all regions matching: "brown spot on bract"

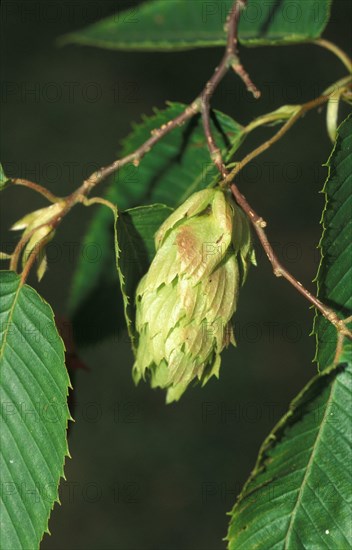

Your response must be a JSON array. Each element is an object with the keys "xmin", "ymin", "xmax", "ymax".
[{"xmin": 176, "ymin": 225, "xmax": 198, "ymax": 262}]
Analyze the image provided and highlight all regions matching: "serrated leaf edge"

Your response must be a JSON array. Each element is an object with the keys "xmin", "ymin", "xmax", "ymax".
[
  {"xmin": 0, "ymin": 270, "xmax": 72, "ymax": 546},
  {"xmin": 312, "ymin": 114, "xmax": 352, "ymax": 367}
]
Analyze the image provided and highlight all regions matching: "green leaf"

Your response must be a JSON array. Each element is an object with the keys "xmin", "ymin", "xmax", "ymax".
[
  {"xmin": 69, "ymin": 102, "xmax": 243, "ymax": 344},
  {"xmin": 60, "ymin": 0, "xmax": 332, "ymax": 51},
  {"xmin": 227, "ymin": 354, "xmax": 352, "ymax": 549},
  {"xmin": 0, "ymin": 163, "xmax": 11, "ymax": 191},
  {"xmin": 0, "ymin": 271, "xmax": 70, "ymax": 549},
  {"xmin": 226, "ymin": 116, "xmax": 352, "ymax": 548},
  {"xmin": 115, "ymin": 204, "xmax": 173, "ymax": 344},
  {"xmin": 239, "ymin": 0, "xmax": 332, "ymax": 46},
  {"xmin": 314, "ymin": 114, "xmax": 352, "ymax": 370}
]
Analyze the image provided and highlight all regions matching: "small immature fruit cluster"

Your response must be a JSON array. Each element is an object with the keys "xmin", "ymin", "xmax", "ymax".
[
  {"xmin": 11, "ymin": 203, "xmax": 64, "ymax": 280},
  {"xmin": 133, "ymin": 188, "xmax": 255, "ymax": 403}
]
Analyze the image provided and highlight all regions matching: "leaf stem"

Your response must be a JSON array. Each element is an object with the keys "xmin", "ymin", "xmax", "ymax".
[
  {"xmin": 221, "ymin": 94, "xmax": 334, "ymax": 187},
  {"xmin": 11, "ymin": 178, "xmax": 61, "ymax": 203},
  {"xmin": 78, "ymin": 195, "xmax": 117, "ymax": 215},
  {"xmin": 312, "ymin": 38, "xmax": 352, "ymax": 72}
]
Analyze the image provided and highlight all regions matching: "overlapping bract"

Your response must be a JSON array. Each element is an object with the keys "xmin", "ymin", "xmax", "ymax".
[{"xmin": 133, "ymin": 188, "xmax": 255, "ymax": 402}]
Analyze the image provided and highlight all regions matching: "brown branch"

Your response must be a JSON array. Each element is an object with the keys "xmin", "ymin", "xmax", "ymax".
[
  {"xmin": 229, "ymin": 184, "xmax": 351, "ymax": 338},
  {"xmin": 73, "ymin": 101, "xmax": 201, "ymax": 200},
  {"xmin": 200, "ymin": 0, "xmax": 259, "ymax": 178},
  {"xmin": 13, "ymin": 0, "xmax": 351, "ymax": 340},
  {"xmin": 204, "ymin": 90, "xmax": 352, "ymax": 336},
  {"xmin": 196, "ymin": 3, "xmax": 352, "ymax": 339},
  {"xmin": 231, "ymin": 60, "xmax": 261, "ymax": 99},
  {"xmin": 14, "ymin": 1, "xmax": 257, "ymax": 283},
  {"xmin": 76, "ymin": 2, "xmax": 256, "ymax": 200}
]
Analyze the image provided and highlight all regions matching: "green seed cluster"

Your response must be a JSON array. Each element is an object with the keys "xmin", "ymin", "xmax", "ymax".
[{"xmin": 133, "ymin": 188, "xmax": 255, "ymax": 403}]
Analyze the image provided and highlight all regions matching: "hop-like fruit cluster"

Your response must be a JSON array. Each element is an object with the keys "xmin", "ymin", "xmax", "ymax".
[{"xmin": 133, "ymin": 188, "xmax": 255, "ymax": 403}]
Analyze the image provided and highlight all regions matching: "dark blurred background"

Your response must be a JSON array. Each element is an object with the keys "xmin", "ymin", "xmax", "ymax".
[{"xmin": 1, "ymin": 1, "xmax": 351, "ymax": 549}]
